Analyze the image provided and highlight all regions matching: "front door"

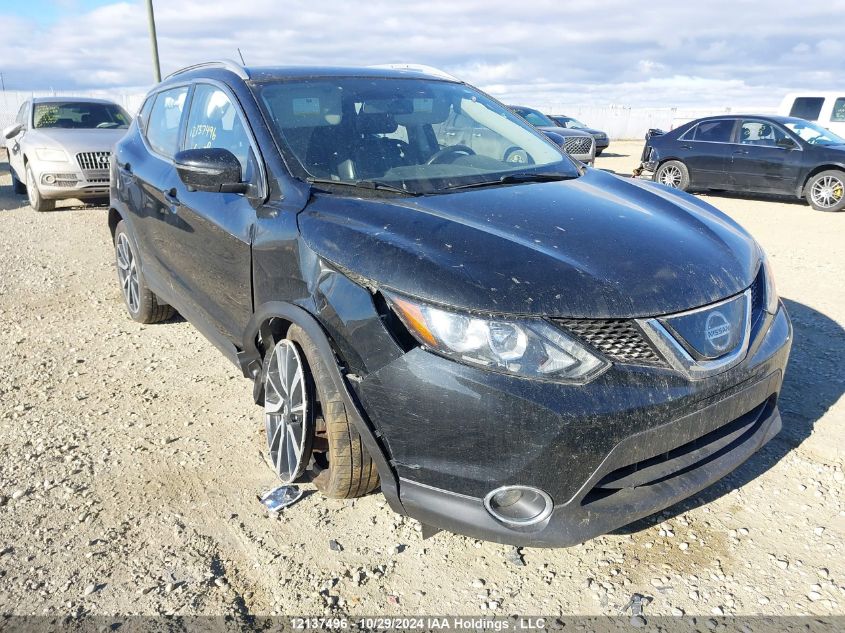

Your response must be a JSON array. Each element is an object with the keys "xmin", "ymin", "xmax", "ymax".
[
  {"xmin": 729, "ymin": 119, "xmax": 802, "ymax": 195},
  {"xmin": 161, "ymin": 83, "xmax": 257, "ymax": 343}
]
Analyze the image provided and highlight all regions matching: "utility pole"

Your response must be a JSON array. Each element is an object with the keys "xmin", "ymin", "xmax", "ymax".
[{"xmin": 145, "ymin": 0, "xmax": 162, "ymax": 82}]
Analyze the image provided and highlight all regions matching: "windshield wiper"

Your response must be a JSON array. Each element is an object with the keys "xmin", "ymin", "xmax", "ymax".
[
  {"xmin": 306, "ymin": 178, "xmax": 418, "ymax": 196},
  {"xmin": 442, "ymin": 172, "xmax": 577, "ymax": 192}
]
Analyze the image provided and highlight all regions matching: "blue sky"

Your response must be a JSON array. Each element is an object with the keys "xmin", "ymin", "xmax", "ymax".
[{"xmin": 1, "ymin": 0, "xmax": 842, "ymax": 109}]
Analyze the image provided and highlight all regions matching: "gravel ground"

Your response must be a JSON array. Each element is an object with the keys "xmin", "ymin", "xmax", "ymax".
[{"xmin": 0, "ymin": 142, "xmax": 842, "ymax": 619}]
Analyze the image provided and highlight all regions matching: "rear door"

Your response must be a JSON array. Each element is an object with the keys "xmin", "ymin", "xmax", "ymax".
[
  {"xmin": 676, "ymin": 119, "xmax": 735, "ymax": 187},
  {"xmin": 124, "ymin": 85, "xmax": 190, "ymax": 292},
  {"xmin": 729, "ymin": 119, "xmax": 802, "ymax": 194},
  {"xmin": 161, "ymin": 82, "xmax": 258, "ymax": 343}
]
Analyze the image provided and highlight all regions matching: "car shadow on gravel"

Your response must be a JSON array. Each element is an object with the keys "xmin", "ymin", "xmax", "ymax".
[{"xmin": 612, "ymin": 297, "xmax": 844, "ymax": 534}]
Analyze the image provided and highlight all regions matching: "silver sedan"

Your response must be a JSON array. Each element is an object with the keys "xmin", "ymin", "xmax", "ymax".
[{"xmin": 4, "ymin": 97, "xmax": 130, "ymax": 211}]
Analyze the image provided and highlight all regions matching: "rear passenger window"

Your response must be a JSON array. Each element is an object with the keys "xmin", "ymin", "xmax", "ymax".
[
  {"xmin": 693, "ymin": 120, "xmax": 734, "ymax": 143},
  {"xmin": 789, "ymin": 97, "xmax": 824, "ymax": 121},
  {"xmin": 832, "ymin": 98, "xmax": 845, "ymax": 123},
  {"xmin": 145, "ymin": 87, "xmax": 188, "ymax": 158},
  {"xmin": 136, "ymin": 97, "xmax": 155, "ymax": 133}
]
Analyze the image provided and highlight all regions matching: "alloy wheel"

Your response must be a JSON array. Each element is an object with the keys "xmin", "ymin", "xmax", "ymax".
[
  {"xmin": 811, "ymin": 175, "xmax": 844, "ymax": 209},
  {"xmin": 116, "ymin": 233, "xmax": 140, "ymax": 314},
  {"xmin": 264, "ymin": 339, "xmax": 311, "ymax": 483},
  {"xmin": 659, "ymin": 165, "xmax": 683, "ymax": 188}
]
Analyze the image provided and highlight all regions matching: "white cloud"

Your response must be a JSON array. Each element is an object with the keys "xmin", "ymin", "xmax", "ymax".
[{"xmin": 0, "ymin": 0, "xmax": 843, "ymax": 108}]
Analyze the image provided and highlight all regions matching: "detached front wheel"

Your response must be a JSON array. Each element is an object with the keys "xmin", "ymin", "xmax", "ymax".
[
  {"xmin": 654, "ymin": 160, "xmax": 690, "ymax": 191},
  {"xmin": 262, "ymin": 325, "xmax": 380, "ymax": 497}
]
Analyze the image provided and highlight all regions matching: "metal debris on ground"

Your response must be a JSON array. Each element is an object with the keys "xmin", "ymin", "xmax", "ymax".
[
  {"xmin": 620, "ymin": 593, "xmax": 653, "ymax": 627},
  {"xmin": 258, "ymin": 485, "xmax": 303, "ymax": 513}
]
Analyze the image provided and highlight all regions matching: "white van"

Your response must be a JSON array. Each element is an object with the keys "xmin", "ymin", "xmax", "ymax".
[{"xmin": 779, "ymin": 93, "xmax": 845, "ymax": 136}]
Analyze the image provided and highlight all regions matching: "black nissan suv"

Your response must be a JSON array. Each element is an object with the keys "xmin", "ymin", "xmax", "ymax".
[{"xmin": 109, "ymin": 61, "xmax": 792, "ymax": 547}]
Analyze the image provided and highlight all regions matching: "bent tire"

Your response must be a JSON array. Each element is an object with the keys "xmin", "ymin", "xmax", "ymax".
[
  {"xmin": 26, "ymin": 164, "xmax": 55, "ymax": 212},
  {"xmin": 654, "ymin": 160, "xmax": 690, "ymax": 191},
  {"xmin": 283, "ymin": 324, "xmax": 380, "ymax": 498},
  {"xmin": 113, "ymin": 220, "xmax": 175, "ymax": 323},
  {"xmin": 805, "ymin": 170, "xmax": 845, "ymax": 212}
]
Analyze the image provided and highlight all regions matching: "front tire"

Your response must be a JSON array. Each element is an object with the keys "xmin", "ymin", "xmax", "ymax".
[
  {"xmin": 113, "ymin": 221, "xmax": 175, "ymax": 323},
  {"xmin": 264, "ymin": 324, "xmax": 379, "ymax": 498},
  {"xmin": 26, "ymin": 164, "xmax": 55, "ymax": 212},
  {"xmin": 805, "ymin": 170, "xmax": 845, "ymax": 212},
  {"xmin": 654, "ymin": 160, "xmax": 690, "ymax": 191}
]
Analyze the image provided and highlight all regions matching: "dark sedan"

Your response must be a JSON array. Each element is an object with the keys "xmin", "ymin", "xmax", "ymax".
[
  {"xmin": 550, "ymin": 115, "xmax": 610, "ymax": 155},
  {"xmin": 637, "ymin": 115, "xmax": 845, "ymax": 212}
]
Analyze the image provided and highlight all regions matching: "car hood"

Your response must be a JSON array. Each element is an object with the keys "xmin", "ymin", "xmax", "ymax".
[
  {"xmin": 24, "ymin": 128, "xmax": 127, "ymax": 154},
  {"xmin": 298, "ymin": 169, "xmax": 760, "ymax": 318},
  {"xmin": 539, "ymin": 126, "xmax": 592, "ymax": 137}
]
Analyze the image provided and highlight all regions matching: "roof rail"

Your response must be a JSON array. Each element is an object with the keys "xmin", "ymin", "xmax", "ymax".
[
  {"xmin": 165, "ymin": 59, "xmax": 250, "ymax": 81},
  {"xmin": 368, "ymin": 63, "xmax": 460, "ymax": 82}
]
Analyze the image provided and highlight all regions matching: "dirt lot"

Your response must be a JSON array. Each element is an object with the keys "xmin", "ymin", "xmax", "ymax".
[{"xmin": 0, "ymin": 141, "xmax": 843, "ymax": 619}]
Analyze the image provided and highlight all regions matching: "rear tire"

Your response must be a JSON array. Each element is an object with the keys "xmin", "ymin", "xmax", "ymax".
[
  {"xmin": 595, "ymin": 149, "xmax": 604, "ymax": 156},
  {"xmin": 282, "ymin": 324, "xmax": 380, "ymax": 498},
  {"xmin": 26, "ymin": 164, "xmax": 55, "ymax": 212},
  {"xmin": 654, "ymin": 160, "xmax": 690, "ymax": 191},
  {"xmin": 805, "ymin": 170, "xmax": 845, "ymax": 212},
  {"xmin": 113, "ymin": 220, "xmax": 175, "ymax": 323}
]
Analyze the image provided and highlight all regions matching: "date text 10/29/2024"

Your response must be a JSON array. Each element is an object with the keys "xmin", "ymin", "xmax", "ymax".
[{"xmin": 292, "ymin": 617, "xmax": 549, "ymax": 631}]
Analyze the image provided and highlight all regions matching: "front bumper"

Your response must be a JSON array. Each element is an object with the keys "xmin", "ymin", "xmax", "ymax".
[
  {"xmin": 353, "ymin": 304, "xmax": 792, "ymax": 547},
  {"xmin": 31, "ymin": 161, "xmax": 110, "ymax": 200}
]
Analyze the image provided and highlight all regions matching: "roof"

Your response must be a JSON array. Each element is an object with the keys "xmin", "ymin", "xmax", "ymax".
[
  {"xmin": 30, "ymin": 96, "xmax": 121, "ymax": 105},
  {"xmin": 685, "ymin": 114, "xmax": 808, "ymax": 125},
  {"xmin": 166, "ymin": 60, "xmax": 460, "ymax": 83}
]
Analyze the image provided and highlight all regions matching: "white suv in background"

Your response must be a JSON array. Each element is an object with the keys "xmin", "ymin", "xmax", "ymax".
[{"xmin": 779, "ymin": 92, "xmax": 845, "ymax": 136}]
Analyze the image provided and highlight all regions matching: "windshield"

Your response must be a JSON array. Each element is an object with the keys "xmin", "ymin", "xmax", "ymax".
[
  {"xmin": 510, "ymin": 106, "xmax": 556, "ymax": 128},
  {"xmin": 557, "ymin": 117, "xmax": 586, "ymax": 129},
  {"xmin": 33, "ymin": 102, "xmax": 130, "ymax": 130},
  {"xmin": 784, "ymin": 120, "xmax": 845, "ymax": 146},
  {"xmin": 256, "ymin": 77, "xmax": 575, "ymax": 195}
]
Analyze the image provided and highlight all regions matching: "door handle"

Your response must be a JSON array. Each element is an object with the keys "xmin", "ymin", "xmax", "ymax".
[
  {"xmin": 681, "ymin": 143, "xmax": 692, "ymax": 149},
  {"xmin": 732, "ymin": 149, "xmax": 749, "ymax": 155}
]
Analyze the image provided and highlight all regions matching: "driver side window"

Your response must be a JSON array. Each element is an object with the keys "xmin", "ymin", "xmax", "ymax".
[
  {"xmin": 739, "ymin": 120, "xmax": 789, "ymax": 147},
  {"xmin": 184, "ymin": 84, "xmax": 253, "ymax": 179}
]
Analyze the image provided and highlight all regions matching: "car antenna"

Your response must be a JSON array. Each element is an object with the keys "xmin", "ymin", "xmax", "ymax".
[{"xmin": 237, "ymin": 48, "xmax": 246, "ymax": 65}]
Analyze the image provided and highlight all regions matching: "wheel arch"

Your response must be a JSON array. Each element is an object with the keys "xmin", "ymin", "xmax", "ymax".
[
  {"xmin": 241, "ymin": 301, "xmax": 404, "ymax": 512},
  {"xmin": 108, "ymin": 207, "xmax": 123, "ymax": 238},
  {"xmin": 799, "ymin": 164, "xmax": 845, "ymax": 197}
]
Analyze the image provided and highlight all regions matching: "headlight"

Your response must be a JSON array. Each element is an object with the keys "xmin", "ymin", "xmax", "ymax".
[
  {"xmin": 35, "ymin": 148, "xmax": 69, "ymax": 162},
  {"xmin": 388, "ymin": 294, "xmax": 608, "ymax": 382},
  {"xmin": 761, "ymin": 253, "xmax": 779, "ymax": 314}
]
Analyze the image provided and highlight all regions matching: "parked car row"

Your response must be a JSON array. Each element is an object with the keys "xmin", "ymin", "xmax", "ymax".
[{"xmin": 100, "ymin": 61, "xmax": 791, "ymax": 547}]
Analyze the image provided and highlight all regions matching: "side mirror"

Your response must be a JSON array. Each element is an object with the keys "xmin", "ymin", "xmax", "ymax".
[
  {"xmin": 173, "ymin": 148, "xmax": 248, "ymax": 194},
  {"xmin": 542, "ymin": 130, "xmax": 566, "ymax": 147},
  {"xmin": 776, "ymin": 137, "xmax": 798, "ymax": 150},
  {"xmin": 3, "ymin": 123, "xmax": 22, "ymax": 140}
]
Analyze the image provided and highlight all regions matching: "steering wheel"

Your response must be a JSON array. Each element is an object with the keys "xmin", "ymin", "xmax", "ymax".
[{"xmin": 426, "ymin": 144, "xmax": 476, "ymax": 165}]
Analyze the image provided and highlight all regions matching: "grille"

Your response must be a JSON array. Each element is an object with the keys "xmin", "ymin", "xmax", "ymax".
[
  {"xmin": 563, "ymin": 136, "xmax": 594, "ymax": 156},
  {"xmin": 76, "ymin": 151, "xmax": 111, "ymax": 173},
  {"xmin": 554, "ymin": 318, "xmax": 665, "ymax": 366}
]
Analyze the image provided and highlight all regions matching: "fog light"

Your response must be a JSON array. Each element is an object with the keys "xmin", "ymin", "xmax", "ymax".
[
  {"xmin": 43, "ymin": 174, "xmax": 56, "ymax": 185},
  {"xmin": 483, "ymin": 485, "xmax": 553, "ymax": 526}
]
